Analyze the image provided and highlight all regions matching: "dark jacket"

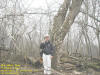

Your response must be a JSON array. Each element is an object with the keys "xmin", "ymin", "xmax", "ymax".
[{"xmin": 40, "ymin": 41, "xmax": 54, "ymax": 56}]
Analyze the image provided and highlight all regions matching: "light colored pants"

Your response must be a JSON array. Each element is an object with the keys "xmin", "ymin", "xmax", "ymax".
[{"xmin": 43, "ymin": 53, "xmax": 51, "ymax": 74}]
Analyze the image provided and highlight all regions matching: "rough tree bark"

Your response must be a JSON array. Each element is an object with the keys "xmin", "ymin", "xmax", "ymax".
[
  {"xmin": 50, "ymin": 0, "xmax": 71, "ymax": 41},
  {"xmin": 50, "ymin": 0, "xmax": 83, "ymax": 68}
]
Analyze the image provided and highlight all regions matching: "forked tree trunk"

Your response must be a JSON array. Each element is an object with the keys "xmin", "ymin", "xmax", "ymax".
[{"xmin": 50, "ymin": 0, "xmax": 83, "ymax": 68}]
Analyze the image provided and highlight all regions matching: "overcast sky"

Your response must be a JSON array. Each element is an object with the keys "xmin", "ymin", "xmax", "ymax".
[{"xmin": 21, "ymin": 0, "xmax": 62, "ymax": 12}]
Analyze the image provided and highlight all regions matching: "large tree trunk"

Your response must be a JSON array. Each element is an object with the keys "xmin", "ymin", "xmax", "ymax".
[
  {"xmin": 51, "ymin": 0, "xmax": 83, "ymax": 68},
  {"xmin": 50, "ymin": 0, "xmax": 71, "ymax": 41}
]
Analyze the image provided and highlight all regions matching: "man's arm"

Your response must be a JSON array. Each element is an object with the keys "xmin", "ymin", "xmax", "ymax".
[
  {"xmin": 50, "ymin": 44, "xmax": 55, "ymax": 56},
  {"xmin": 40, "ymin": 42, "xmax": 45, "ymax": 57},
  {"xmin": 40, "ymin": 43, "xmax": 45, "ymax": 49}
]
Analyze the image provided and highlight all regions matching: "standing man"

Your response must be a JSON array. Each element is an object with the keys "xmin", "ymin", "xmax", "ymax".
[{"xmin": 40, "ymin": 34, "xmax": 54, "ymax": 75}]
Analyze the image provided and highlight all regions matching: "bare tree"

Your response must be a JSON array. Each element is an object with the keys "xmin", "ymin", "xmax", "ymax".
[{"xmin": 50, "ymin": 0, "xmax": 83, "ymax": 67}]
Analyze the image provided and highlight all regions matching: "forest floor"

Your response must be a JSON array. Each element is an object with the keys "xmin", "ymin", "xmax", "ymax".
[
  {"xmin": 18, "ymin": 56, "xmax": 100, "ymax": 75},
  {"xmin": 18, "ymin": 63, "xmax": 100, "ymax": 75},
  {"xmin": 1, "ymin": 50, "xmax": 100, "ymax": 75}
]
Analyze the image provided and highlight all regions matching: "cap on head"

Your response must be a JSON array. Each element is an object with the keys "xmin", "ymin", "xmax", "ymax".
[{"xmin": 44, "ymin": 34, "xmax": 49, "ymax": 38}]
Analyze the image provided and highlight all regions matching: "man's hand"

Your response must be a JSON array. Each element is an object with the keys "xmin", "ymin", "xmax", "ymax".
[
  {"xmin": 51, "ymin": 56, "xmax": 53, "ymax": 59},
  {"xmin": 42, "ymin": 40, "xmax": 45, "ymax": 43}
]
